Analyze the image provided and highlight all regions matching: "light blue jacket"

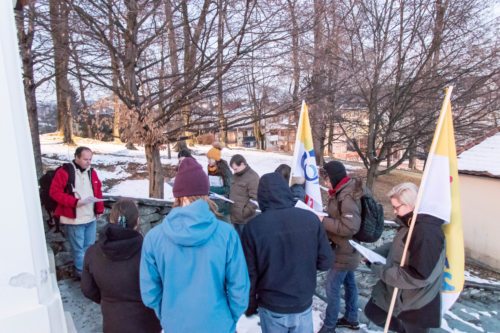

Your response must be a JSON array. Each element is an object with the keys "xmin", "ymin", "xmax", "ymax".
[{"xmin": 140, "ymin": 199, "xmax": 250, "ymax": 333}]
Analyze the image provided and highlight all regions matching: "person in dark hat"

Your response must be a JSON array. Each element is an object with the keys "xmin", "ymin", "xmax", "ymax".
[
  {"xmin": 140, "ymin": 157, "xmax": 249, "ymax": 333},
  {"xmin": 318, "ymin": 161, "xmax": 365, "ymax": 333}
]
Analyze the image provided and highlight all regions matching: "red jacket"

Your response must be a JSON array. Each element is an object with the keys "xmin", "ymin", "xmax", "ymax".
[{"xmin": 49, "ymin": 164, "xmax": 104, "ymax": 219}]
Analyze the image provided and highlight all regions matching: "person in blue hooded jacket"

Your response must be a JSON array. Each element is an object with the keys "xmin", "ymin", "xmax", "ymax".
[{"xmin": 140, "ymin": 157, "xmax": 250, "ymax": 333}]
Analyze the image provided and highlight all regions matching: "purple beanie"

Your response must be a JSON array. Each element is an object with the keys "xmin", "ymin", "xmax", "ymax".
[{"xmin": 173, "ymin": 157, "xmax": 209, "ymax": 198}]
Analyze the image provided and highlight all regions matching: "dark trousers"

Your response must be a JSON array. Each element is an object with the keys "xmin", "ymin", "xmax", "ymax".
[{"xmin": 364, "ymin": 299, "xmax": 430, "ymax": 333}]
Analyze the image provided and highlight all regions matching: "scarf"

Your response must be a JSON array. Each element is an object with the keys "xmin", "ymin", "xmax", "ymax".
[{"xmin": 328, "ymin": 176, "xmax": 351, "ymax": 196}]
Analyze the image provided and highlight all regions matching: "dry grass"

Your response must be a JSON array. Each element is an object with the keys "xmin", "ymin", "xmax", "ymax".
[{"xmin": 348, "ymin": 164, "xmax": 422, "ymax": 219}]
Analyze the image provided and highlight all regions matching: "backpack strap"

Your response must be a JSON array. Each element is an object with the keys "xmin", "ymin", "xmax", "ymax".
[{"xmin": 62, "ymin": 163, "xmax": 75, "ymax": 194}]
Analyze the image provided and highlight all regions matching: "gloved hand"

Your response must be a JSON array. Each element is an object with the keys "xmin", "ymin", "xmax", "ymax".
[{"xmin": 245, "ymin": 299, "xmax": 258, "ymax": 317}]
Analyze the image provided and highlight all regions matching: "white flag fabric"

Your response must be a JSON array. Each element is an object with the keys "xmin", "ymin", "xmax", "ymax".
[{"xmin": 290, "ymin": 101, "xmax": 323, "ymax": 211}]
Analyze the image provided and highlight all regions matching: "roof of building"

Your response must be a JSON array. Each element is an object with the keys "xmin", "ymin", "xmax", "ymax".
[{"xmin": 458, "ymin": 127, "xmax": 500, "ymax": 179}]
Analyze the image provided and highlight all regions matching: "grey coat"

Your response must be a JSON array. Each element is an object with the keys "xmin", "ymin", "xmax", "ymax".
[
  {"xmin": 370, "ymin": 213, "xmax": 445, "ymax": 327},
  {"xmin": 229, "ymin": 166, "xmax": 259, "ymax": 224}
]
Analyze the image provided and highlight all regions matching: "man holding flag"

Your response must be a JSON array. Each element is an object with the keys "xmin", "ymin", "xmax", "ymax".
[
  {"xmin": 291, "ymin": 101, "xmax": 364, "ymax": 332},
  {"xmin": 363, "ymin": 87, "xmax": 464, "ymax": 333}
]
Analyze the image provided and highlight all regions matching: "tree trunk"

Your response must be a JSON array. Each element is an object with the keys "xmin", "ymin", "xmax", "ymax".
[
  {"xmin": 49, "ymin": 0, "xmax": 74, "ymax": 144},
  {"xmin": 288, "ymin": 0, "xmax": 301, "ymax": 124},
  {"xmin": 109, "ymin": 0, "xmax": 121, "ymax": 141},
  {"xmin": 15, "ymin": 4, "xmax": 43, "ymax": 179},
  {"xmin": 216, "ymin": 0, "xmax": 227, "ymax": 145},
  {"xmin": 145, "ymin": 143, "xmax": 164, "ymax": 198},
  {"xmin": 408, "ymin": 147, "xmax": 417, "ymax": 170},
  {"xmin": 365, "ymin": 162, "xmax": 379, "ymax": 191},
  {"xmin": 311, "ymin": 0, "xmax": 326, "ymax": 166}
]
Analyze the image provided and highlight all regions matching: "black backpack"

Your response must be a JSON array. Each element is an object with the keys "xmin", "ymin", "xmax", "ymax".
[
  {"xmin": 353, "ymin": 194, "xmax": 385, "ymax": 243},
  {"xmin": 39, "ymin": 163, "xmax": 75, "ymax": 231}
]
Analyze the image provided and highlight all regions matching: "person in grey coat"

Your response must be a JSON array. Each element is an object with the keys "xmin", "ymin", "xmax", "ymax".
[
  {"xmin": 364, "ymin": 182, "xmax": 445, "ymax": 333},
  {"xmin": 229, "ymin": 154, "xmax": 259, "ymax": 237}
]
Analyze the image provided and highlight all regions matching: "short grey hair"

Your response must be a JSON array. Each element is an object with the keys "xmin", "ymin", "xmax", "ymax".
[{"xmin": 388, "ymin": 182, "xmax": 418, "ymax": 207}]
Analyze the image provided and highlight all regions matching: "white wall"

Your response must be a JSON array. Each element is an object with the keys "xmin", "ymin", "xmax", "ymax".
[
  {"xmin": 459, "ymin": 174, "xmax": 500, "ymax": 272},
  {"xmin": 0, "ymin": 1, "xmax": 67, "ymax": 332}
]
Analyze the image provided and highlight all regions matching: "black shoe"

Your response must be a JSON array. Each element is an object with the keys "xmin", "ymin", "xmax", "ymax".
[
  {"xmin": 318, "ymin": 325, "xmax": 336, "ymax": 333},
  {"xmin": 336, "ymin": 317, "xmax": 360, "ymax": 330}
]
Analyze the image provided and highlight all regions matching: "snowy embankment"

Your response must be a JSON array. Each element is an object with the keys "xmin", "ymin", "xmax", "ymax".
[{"xmin": 42, "ymin": 134, "xmax": 500, "ymax": 333}]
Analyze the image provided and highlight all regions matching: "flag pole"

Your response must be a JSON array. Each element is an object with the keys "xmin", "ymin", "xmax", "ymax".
[
  {"xmin": 382, "ymin": 86, "xmax": 454, "ymax": 333},
  {"xmin": 289, "ymin": 100, "xmax": 306, "ymax": 187}
]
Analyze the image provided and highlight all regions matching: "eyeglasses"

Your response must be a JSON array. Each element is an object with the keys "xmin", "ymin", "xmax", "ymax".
[{"xmin": 392, "ymin": 203, "xmax": 404, "ymax": 212}]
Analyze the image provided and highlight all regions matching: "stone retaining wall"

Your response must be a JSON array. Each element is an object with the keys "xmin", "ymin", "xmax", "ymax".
[{"xmin": 46, "ymin": 195, "xmax": 174, "ymax": 279}]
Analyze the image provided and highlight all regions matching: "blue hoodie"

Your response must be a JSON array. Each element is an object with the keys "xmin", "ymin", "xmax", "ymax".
[{"xmin": 140, "ymin": 199, "xmax": 250, "ymax": 333}]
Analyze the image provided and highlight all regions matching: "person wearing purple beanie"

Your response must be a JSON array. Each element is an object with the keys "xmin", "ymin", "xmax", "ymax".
[{"xmin": 139, "ymin": 157, "xmax": 250, "ymax": 333}]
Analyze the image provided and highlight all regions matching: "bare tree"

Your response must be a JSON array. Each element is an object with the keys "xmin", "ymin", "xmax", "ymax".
[
  {"xmin": 69, "ymin": 0, "xmax": 259, "ymax": 197},
  {"xmin": 330, "ymin": 0, "xmax": 500, "ymax": 189},
  {"xmin": 15, "ymin": 1, "xmax": 43, "ymax": 178}
]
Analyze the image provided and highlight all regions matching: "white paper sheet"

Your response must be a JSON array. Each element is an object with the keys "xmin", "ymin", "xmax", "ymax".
[
  {"xmin": 294, "ymin": 200, "xmax": 328, "ymax": 217},
  {"xmin": 348, "ymin": 240, "xmax": 387, "ymax": 264}
]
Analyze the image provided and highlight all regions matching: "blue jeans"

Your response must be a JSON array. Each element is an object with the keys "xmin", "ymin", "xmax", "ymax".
[
  {"xmin": 323, "ymin": 269, "xmax": 359, "ymax": 328},
  {"xmin": 65, "ymin": 220, "xmax": 96, "ymax": 274},
  {"xmin": 259, "ymin": 306, "xmax": 313, "ymax": 333}
]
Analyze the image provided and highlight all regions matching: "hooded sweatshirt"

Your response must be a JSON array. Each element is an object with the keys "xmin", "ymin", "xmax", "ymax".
[
  {"xmin": 140, "ymin": 199, "xmax": 250, "ymax": 333},
  {"xmin": 81, "ymin": 224, "xmax": 161, "ymax": 333},
  {"xmin": 241, "ymin": 173, "xmax": 333, "ymax": 314}
]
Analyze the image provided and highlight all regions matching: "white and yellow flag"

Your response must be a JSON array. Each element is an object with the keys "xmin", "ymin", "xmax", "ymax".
[
  {"xmin": 417, "ymin": 87, "xmax": 464, "ymax": 312},
  {"xmin": 290, "ymin": 101, "xmax": 323, "ymax": 211}
]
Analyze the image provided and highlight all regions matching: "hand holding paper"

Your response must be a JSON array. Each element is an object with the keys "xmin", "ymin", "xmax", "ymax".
[
  {"xmin": 348, "ymin": 240, "xmax": 386, "ymax": 264},
  {"xmin": 78, "ymin": 196, "xmax": 106, "ymax": 206},
  {"xmin": 294, "ymin": 200, "xmax": 328, "ymax": 217}
]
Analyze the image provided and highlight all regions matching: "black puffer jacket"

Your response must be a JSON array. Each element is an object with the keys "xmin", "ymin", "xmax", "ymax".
[
  {"xmin": 242, "ymin": 172, "xmax": 333, "ymax": 314},
  {"xmin": 369, "ymin": 213, "xmax": 445, "ymax": 328},
  {"xmin": 81, "ymin": 224, "xmax": 161, "ymax": 333}
]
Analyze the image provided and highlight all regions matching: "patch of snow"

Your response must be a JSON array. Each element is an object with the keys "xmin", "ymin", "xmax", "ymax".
[
  {"xmin": 460, "ymin": 308, "xmax": 480, "ymax": 320},
  {"xmin": 458, "ymin": 132, "xmax": 500, "ymax": 177},
  {"xmin": 477, "ymin": 311, "xmax": 492, "ymax": 318},
  {"xmin": 106, "ymin": 180, "xmax": 174, "ymax": 202},
  {"xmin": 41, "ymin": 135, "xmax": 362, "ymax": 201},
  {"xmin": 445, "ymin": 311, "xmax": 484, "ymax": 332},
  {"xmin": 441, "ymin": 318, "xmax": 469, "ymax": 333},
  {"xmin": 465, "ymin": 270, "xmax": 500, "ymax": 286}
]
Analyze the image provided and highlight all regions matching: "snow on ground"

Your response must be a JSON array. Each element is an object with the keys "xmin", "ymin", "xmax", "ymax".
[
  {"xmin": 465, "ymin": 270, "xmax": 500, "ymax": 286},
  {"xmin": 40, "ymin": 134, "xmax": 360, "ymax": 201}
]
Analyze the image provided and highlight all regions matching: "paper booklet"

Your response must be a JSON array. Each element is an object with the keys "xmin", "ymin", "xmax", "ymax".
[
  {"xmin": 348, "ymin": 240, "xmax": 386, "ymax": 264},
  {"xmin": 294, "ymin": 200, "xmax": 328, "ymax": 217},
  {"xmin": 209, "ymin": 192, "xmax": 234, "ymax": 203},
  {"xmin": 89, "ymin": 197, "xmax": 107, "ymax": 203}
]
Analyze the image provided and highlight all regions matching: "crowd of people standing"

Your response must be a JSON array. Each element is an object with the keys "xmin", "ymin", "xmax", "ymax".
[{"xmin": 48, "ymin": 144, "xmax": 445, "ymax": 333}]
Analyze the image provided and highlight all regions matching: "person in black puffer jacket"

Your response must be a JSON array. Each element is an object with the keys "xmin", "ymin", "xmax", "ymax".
[
  {"xmin": 81, "ymin": 199, "xmax": 161, "ymax": 333},
  {"xmin": 364, "ymin": 182, "xmax": 445, "ymax": 333}
]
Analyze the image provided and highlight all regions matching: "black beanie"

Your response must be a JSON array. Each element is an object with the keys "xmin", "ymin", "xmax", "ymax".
[{"xmin": 323, "ymin": 161, "xmax": 346, "ymax": 188}]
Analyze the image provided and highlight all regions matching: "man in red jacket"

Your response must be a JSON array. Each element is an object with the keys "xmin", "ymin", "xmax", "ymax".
[{"xmin": 49, "ymin": 146, "xmax": 104, "ymax": 278}]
